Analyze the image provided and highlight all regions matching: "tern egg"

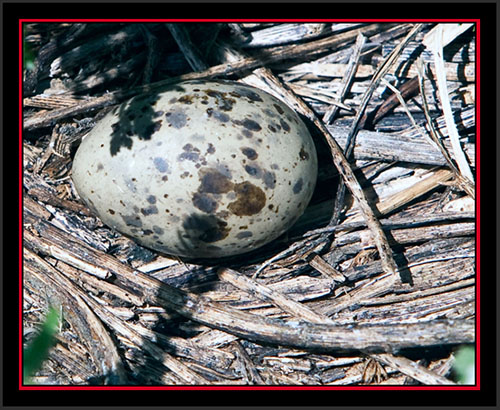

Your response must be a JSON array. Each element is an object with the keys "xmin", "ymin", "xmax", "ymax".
[{"xmin": 71, "ymin": 80, "xmax": 318, "ymax": 258}]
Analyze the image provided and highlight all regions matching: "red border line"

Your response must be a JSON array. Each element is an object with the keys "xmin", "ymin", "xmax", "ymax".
[
  {"xmin": 19, "ymin": 19, "xmax": 24, "ymax": 390},
  {"xmin": 19, "ymin": 18, "xmax": 480, "ymax": 391},
  {"xmin": 474, "ymin": 19, "xmax": 480, "ymax": 388},
  {"xmin": 19, "ymin": 18, "xmax": 479, "ymax": 23}
]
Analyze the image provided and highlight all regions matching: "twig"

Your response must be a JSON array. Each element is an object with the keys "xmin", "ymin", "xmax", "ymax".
[
  {"xmin": 218, "ymin": 268, "xmax": 336, "ymax": 324},
  {"xmin": 166, "ymin": 24, "xmax": 210, "ymax": 72},
  {"xmin": 371, "ymin": 353, "xmax": 455, "ymax": 385},
  {"xmin": 323, "ymin": 33, "xmax": 366, "ymax": 124}
]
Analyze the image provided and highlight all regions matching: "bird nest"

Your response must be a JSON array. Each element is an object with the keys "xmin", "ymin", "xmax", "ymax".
[{"xmin": 23, "ymin": 21, "xmax": 476, "ymax": 386}]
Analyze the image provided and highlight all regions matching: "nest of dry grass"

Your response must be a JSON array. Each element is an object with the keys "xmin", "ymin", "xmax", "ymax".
[{"xmin": 23, "ymin": 22, "xmax": 475, "ymax": 386}]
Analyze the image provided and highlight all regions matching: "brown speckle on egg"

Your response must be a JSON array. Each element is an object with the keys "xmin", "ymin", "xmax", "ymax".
[{"xmin": 228, "ymin": 181, "xmax": 266, "ymax": 216}]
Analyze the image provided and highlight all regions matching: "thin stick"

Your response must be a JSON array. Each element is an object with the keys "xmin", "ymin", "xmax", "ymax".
[{"xmin": 323, "ymin": 33, "xmax": 366, "ymax": 124}]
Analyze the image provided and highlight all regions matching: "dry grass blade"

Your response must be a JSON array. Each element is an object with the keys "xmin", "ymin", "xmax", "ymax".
[
  {"xmin": 423, "ymin": 24, "xmax": 475, "ymax": 183},
  {"xmin": 416, "ymin": 58, "xmax": 475, "ymax": 198},
  {"xmin": 166, "ymin": 24, "xmax": 210, "ymax": 72}
]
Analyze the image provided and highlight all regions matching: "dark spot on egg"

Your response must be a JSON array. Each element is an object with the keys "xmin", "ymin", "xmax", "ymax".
[
  {"xmin": 293, "ymin": 178, "xmax": 304, "ymax": 194},
  {"xmin": 268, "ymin": 124, "xmax": 277, "ymax": 133},
  {"xmin": 142, "ymin": 229, "xmax": 154, "ymax": 235},
  {"xmin": 108, "ymin": 209, "xmax": 115, "ymax": 215},
  {"xmin": 153, "ymin": 225, "xmax": 164, "ymax": 235},
  {"xmin": 213, "ymin": 110, "xmax": 230, "ymax": 123},
  {"xmin": 192, "ymin": 192, "xmax": 218, "ymax": 214},
  {"xmin": 280, "ymin": 119, "xmax": 291, "ymax": 132},
  {"xmin": 165, "ymin": 108, "xmax": 188, "ymax": 129},
  {"xmin": 124, "ymin": 178, "xmax": 137, "ymax": 193},
  {"xmin": 146, "ymin": 195, "xmax": 157, "ymax": 204},
  {"xmin": 153, "ymin": 157, "xmax": 169, "ymax": 173},
  {"xmin": 141, "ymin": 205, "xmax": 159, "ymax": 216},
  {"xmin": 206, "ymin": 143, "xmax": 216, "ymax": 154},
  {"xmin": 242, "ymin": 119, "xmax": 261, "ymax": 132},
  {"xmin": 182, "ymin": 214, "xmax": 230, "ymax": 243},
  {"xmin": 299, "ymin": 146, "xmax": 310, "ymax": 160},
  {"xmin": 236, "ymin": 231, "xmax": 253, "ymax": 239},
  {"xmin": 203, "ymin": 89, "xmax": 236, "ymax": 111},
  {"xmin": 198, "ymin": 169, "xmax": 234, "ymax": 194},
  {"xmin": 178, "ymin": 143, "xmax": 201, "ymax": 162},
  {"xmin": 120, "ymin": 213, "xmax": 143, "ymax": 228},
  {"xmin": 273, "ymin": 104, "xmax": 285, "ymax": 115},
  {"xmin": 235, "ymin": 87, "xmax": 263, "ymax": 102},
  {"xmin": 244, "ymin": 165, "xmax": 261, "ymax": 177},
  {"xmin": 263, "ymin": 171, "xmax": 276, "ymax": 189},
  {"xmin": 178, "ymin": 95, "xmax": 194, "ymax": 104},
  {"xmin": 97, "ymin": 163, "xmax": 104, "ymax": 171},
  {"xmin": 263, "ymin": 108, "xmax": 276, "ymax": 117},
  {"xmin": 241, "ymin": 147, "xmax": 258, "ymax": 160}
]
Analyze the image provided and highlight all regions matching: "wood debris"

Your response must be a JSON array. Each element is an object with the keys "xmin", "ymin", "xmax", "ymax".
[{"xmin": 23, "ymin": 22, "xmax": 476, "ymax": 386}]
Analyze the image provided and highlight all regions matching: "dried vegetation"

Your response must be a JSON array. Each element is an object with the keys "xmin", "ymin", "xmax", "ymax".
[{"xmin": 23, "ymin": 22, "xmax": 476, "ymax": 386}]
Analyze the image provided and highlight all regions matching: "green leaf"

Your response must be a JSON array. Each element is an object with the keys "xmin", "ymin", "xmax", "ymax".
[
  {"xmin": 453, "ymin": 345, "xmax": 475, "ymax": 384},
  {"xmin": 23, "ymin": 307, "xmax": 60, "ymax": 384}
]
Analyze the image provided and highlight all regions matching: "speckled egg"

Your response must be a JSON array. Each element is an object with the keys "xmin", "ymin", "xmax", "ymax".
[{"xmin": 71, "ymin": 80, "xmax": 317, "ymax": 258}]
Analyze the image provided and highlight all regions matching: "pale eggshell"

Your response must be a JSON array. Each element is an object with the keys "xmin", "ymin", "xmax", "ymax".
[{"xmin": 71, "ymin": 80, "xmax": 317, "ymax": 258}]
